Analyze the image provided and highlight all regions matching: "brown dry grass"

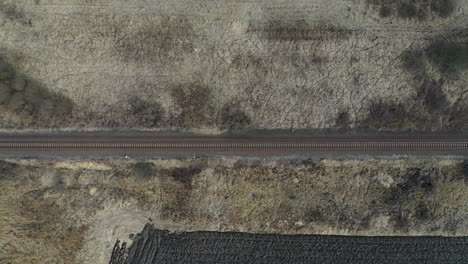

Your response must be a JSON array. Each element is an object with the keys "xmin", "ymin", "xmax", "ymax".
[{"xmin": 1, "ymin": 158, "xmax": 468, "ymax": 263}]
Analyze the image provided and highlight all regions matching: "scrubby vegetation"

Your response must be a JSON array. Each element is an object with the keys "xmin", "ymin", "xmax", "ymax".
[
  {"xmin": 447, "ymin": 106, "xmax": 468, "ymax": 129},
  {"xmin": 113, "ymin": 16, "xmax": 196, "ymax": 63},
  {"xmin": 220, "ymin": 103, "xmax": 251, "ymax": 130},
  {"xmin": 401, "ymin": 49, "xmax": 426, "ymax": 76},
  {"xmin": 374, "ymin": 35, "xmax": 468, "ymax": 131},
  {"xmin": 359, "ymin": 99, "xmax": 433, "ymax": 130},
  {"xmin": 0, "ymin": 1, "xmax": 28, "ymax": 24},
  {"xmin": 170, "ymin": 83, "xmax": 215, "ymax": 128},
  {"xmin": 249, "ymin": 20, "xmax": 352, "ymax": 42},
  {"xmin": 460, "ymin": 160, "xmax": 468, "ymax": 182},
  {"xmin": 416, "ymin": 78, "xmax": 448, "ymax": 113},
  {"xmin": 127, "ymin": 96, "xmax": 164, "ymax": 127},
  {"xmin": 170, "ymin": 166, "xmax": 202, "ymax": 188},
  {"xmin": 386, "ymin": 38, "xmax": 468, "ymax": 130},
  {"xmin": 425, "ymin": 40, "xmax": 468, "ymax": 77},
  {"xmin": 334, "ymin": 111, "xmax": 351, "ymax": 129},
  {"xmin": 133, "ymin": 162, "xmax": 155, "ymax": 180},
  {"xmin": 383, "ymin": 168, "xmax": 433, "ymax": 207},
  {"xmin": 0, "ymin": 58, "xmax": 74, "ymax": 126},
  {"xmin": 430, "ymin": 0, "xmax": 457, "ymax": 17},
  {"xmin": 382, "ymin": 168, "xmax": 437, "ymax": 230},
  {"xmin": 2, "ymin": 158, "xmax": 468, "ymax": 263},
  {"xmin": 367, "ymin": 0, "xmax": 456, "ymax": 20}
]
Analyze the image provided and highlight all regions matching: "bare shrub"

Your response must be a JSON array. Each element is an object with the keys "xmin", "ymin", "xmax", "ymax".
[
  {"xmin": 335, "ymin": 111, "xmax": 351, "ymax": 129},
  {"xmin": 133, "ymin": 162, "xmax": 155, "ymax": 180},
  {"xmin": 170, "ymin": 83, "xmax": 215, "ymax": 128},
  {"xmin": 401, "ymin": 49, "xmax": 426, "ymax": 75},
  {"xmin": 425, "ymin": 40, "xmax": 468, "ymax": 77},
  {"xmin": 417, "ymin": 78, "xmax": 448, "ymax": 112},
  {"xmin": 430, "ymin": 0, "xmax": 456, "ymax": 18},
  {"xmin": 128, "ymin": 96, "xmax": 164, "ymax": 127},
  {"xmin": 113, "ymin": 16, "xmax": 196, "ymax": 64},
  {"xmin": 249, "ymin": 20, "xmax": 352, "ymax": 42},
  {"xmin": 359, "ymin": 99, "xmax": 433, "ymax": 130},
  {"xmin": 0, "ymin": 59, "xmax": 74, "ymax": 126},
  {"xmin": 367, "ymin": 0, "xmax": 456, "ymax": 20},
  {"xmin": 220, "ymin": 103, "xmax": 251, "ymax": 130}
]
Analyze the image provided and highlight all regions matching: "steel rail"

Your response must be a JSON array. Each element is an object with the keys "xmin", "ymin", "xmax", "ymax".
[{"xmin": 0, "ymin": 134, "xmax": 467, "ymax": 157}]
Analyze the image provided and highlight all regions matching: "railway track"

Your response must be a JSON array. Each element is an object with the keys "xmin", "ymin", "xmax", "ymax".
[{"xmin": 0, "ymin": 133, "xmax": 467, "ymax": 157}]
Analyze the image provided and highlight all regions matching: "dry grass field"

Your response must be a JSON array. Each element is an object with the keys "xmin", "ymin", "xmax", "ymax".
[
  {"xmin": 1, "ymin": 158, "xmax": 468, "ymax": 263},
  {"xmin": 0, "ymin": 0, "xmax": 466, "ymax": 131},
  {"xmin": 1, "ymin": 1, "xmax": 468, "ymax": 263}
]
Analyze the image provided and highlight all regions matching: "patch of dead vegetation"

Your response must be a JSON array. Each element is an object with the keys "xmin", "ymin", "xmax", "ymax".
[
  {"xmin": 126, "ymin": 96, "xmax": 165, "ymax": 127},
  {"xmin": 358, "ymin": 99, "xmax": 435, "ymax": 130},
  {"xmin": 0, "ymin": 164, "xmax": 87, "ymax": 264},
  {"xmin": 358, "ymin": 34, "xmax": 468, "ymax": 131},
  {"xmin": 19, "ymin": 190, "xmax": 88, "ymax": 264},
  {"xmin": 366, "ymin": 0, "xmax": 457, "ymax": 20},
  {"xmin": 249, "ymin": 20, "xmax": 353, "ymax": 42},
  {"xmin": 0, "ymin": 1, "xmax": 29, "ymax": 25},
  {"xmin": 170, "ymin": 83, "xmax": 216, "ymax": 128},
  {"xmin": 2, "ymin": 158, "xmax": 468, "ymax": 264},
  {"xmin": 113, "ymin": 16, "xmax": 196, "ymax": 64},
  {"xmin": 220, "ymin": 103, "xmax": 251, "ymax": 130},
  {"xmin": 0, "ymin": 58, "xmax": 74, "ymax": 128}
]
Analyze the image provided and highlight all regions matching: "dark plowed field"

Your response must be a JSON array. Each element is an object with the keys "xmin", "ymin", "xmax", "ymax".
[{"xmin": 109, "ymin": 224, "xmax": 468, "ymax": 264}]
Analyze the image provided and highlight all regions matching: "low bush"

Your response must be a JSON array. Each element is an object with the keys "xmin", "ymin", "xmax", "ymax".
[
  {"xmin": 171, "ymin": 83, "xmax": 215, "ymax": 128},
  {"xmin": 134, "ymin": 162, "xmax": 155, "ymax": 180},
  {"xmin": 128, "ymin": 96, "xmax": 164, "ymax": 127},
  {"xmin": 367, "ymin": 0, "xmax": 456, "ymax": 19},
  {"xmin": 425, "ymin": 40, "xmax": 468, "ymax": 77},
  {"xmin": 220, "ymin": 103, "xmax": 251, "ymax": 130},
  {"xmin": 430, "ymin": 0, "xmax": 456, "ymax": 18},
  {"xmin": 417, "ymin": 78, "xmax": 448, "ymax": 112}
]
